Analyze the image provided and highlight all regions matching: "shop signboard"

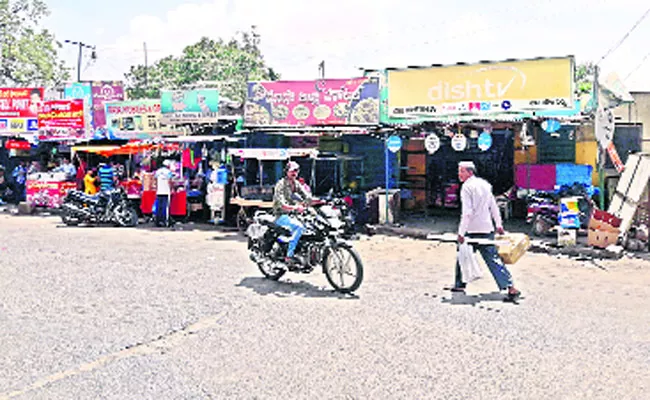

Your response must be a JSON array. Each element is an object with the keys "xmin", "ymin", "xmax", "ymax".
[
  {"xmin": 160, "ymin": 89, "xmax": 219, "ymax": 124},
  {"xmin": 387, "ymin": 56, "xmax": 574, "ymax": 119},
  {"xmin": 64, "ymin": 82, "xmax": 94, "ymax": 130},
  {"xmin": 91, "ymin": 81, "xmax": 125, "ymax": 128},
  {"xmin": 38, "ymin": 100, "xmax": 85, "ymax": 130},
  {"xmin": 244, "ymin": 77, "xmax": 380, "ymax": 127},
  {"xmin": 0, "ymin": 87, "xmax": 43, "ymax": 134},
  {"xmin": 105, "ymin": 99, "xmax": 169, "ymax": 139}
]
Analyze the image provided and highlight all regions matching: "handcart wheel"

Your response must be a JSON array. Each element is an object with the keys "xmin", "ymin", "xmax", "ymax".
[{"xmin": 236, "ymin": 207, "xmax": 249, "ymax": 233}]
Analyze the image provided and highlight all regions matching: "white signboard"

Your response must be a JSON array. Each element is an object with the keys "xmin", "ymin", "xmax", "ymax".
[{"xmin": 424, "ymin": 134, "xmax": 440, "ymax": 154}]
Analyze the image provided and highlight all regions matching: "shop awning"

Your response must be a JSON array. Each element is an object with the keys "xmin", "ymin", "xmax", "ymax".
[
  {"xmin": 227, "ymin": 148, "xmax": 319, "ymax": 160},
  {"xmin": 71, "ymin": 145, "xmax": 122, "ymax": 154},
  {"xmin": 164, "ymin": 135, "xmax": 244, "ymax": 143}
]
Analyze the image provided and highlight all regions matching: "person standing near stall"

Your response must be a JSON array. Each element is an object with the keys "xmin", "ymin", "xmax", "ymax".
[
  {"xmin": 98, "ymin": 162, "xmax": 115, "ymax": 192},
  {"xmin": 155, "ymin": 160, "xmax": 173, "ymax": 227}
]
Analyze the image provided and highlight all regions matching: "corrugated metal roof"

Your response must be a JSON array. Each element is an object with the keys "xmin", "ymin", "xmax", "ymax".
[{"xmin": 364, "ymin": 55, "xmax": 575, "ymax": 73}]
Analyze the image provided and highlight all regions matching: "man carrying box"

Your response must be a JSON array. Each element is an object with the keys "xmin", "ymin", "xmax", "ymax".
[{"xmin": 450, "ymin": 161, "xmax": 522, "ymax": 302}]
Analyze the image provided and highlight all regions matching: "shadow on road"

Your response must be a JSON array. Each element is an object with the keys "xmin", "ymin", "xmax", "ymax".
[
  {"xmin": 441, "ymin": 291, "xmax": 521, "ymax": 306},
  {"xmin": 236, "ymin": 276, "xmax": 359, "ymax": 300}
]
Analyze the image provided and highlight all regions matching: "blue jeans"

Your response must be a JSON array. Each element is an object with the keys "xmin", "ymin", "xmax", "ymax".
[
  {"xmin": 455, "ymin": 232, "xmax": 513, "ymax": 290},
  {"xmin": 275, "ymin": 214, "xmax": 304, "ymax": 257},
  {"xmin": 155, "ymin": 194, "xmax": 170, "ymax": 226}
]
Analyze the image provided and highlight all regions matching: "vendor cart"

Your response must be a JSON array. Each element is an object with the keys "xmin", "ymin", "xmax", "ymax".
[{"xmin": 227, "ymin": 148, "xmax": 319, "ymax": 231}]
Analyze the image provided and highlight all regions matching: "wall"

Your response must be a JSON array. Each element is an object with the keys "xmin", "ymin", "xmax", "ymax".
[{"xmin": 613, "ymin": 92, "xmax": 650, "ymax": 152}]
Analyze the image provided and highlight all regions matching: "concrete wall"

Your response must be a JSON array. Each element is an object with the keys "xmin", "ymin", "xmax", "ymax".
[{"xmin": 613, "ymin": 92, "xmax": 650, "ymax": 152}]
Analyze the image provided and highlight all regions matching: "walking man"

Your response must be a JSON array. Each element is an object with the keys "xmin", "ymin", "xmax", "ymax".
[
  {"xmin": 155, "ymin": 160, "xmax": 173, "ymax": 227},
  {"xmin": 452, "ymin": 161, "xmax": 521, "ymax": 301}
]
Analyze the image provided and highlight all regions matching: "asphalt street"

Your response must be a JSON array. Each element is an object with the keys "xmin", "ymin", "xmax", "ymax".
[{"xmin": 0, "ymin": 214, "xmax": 649, "ymax": 399}]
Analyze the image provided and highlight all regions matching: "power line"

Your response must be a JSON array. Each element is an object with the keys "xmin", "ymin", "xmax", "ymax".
[
  {"xmin": 597, "ymin": 6, "xmax": 650, "ymax": 65},
  {"xmin": 624, "ymin": 50, "xmax": 650, "ymax": 81}
]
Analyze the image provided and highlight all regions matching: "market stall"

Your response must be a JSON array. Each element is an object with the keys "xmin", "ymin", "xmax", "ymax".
[
  {"xmin": 227, "ymin": 147, "xmax": 319, "ymax": 230},
  {"xmin": 25, "ymin": 172, "xmax": 77, "ymax": 209}
]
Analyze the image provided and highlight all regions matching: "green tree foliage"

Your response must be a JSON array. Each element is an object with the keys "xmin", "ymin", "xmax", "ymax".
[
  {"xmin": 575, "ymin": 61, "xmax": 596, "ymax": 95},
  {"xmin": 125, "ymin": 26, "xmax": 280, "ymax": 102},
  {"xmin": 0, "ymin": 0, "xmax": 69, "ymax": 86}
]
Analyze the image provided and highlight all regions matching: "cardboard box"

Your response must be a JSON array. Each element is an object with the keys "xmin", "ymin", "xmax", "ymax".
[
  {"xmin": 588, "ymin": 218, "xmax": 620, "ymax": 233},
  {"xmin": 591, "ymin": 209, "xmax": 622, "ymax": 228},
  {"xmin": 557, "ymin": 228, "xmax": 577, "ymax": 247},
  {"xmin": 497, "ymin": 233, "xmax": 531, "ymax": 264},
  {"xmin": 588, "ymin": 229, "xmax": 620, "ymax": 249}
]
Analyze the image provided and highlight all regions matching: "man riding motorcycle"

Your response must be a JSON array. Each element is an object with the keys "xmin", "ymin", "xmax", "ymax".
[{"xmin": 273, "ymin": 161, "xmax": 320, "ymax": 265}]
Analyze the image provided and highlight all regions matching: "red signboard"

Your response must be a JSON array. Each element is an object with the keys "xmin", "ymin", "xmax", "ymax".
[
  {"xmin": 0, "ymin": 88, "xmax": 44, "ymax": 118},
  {"xmin": 26, "ymin": 179, "xmax": 77, "ymax": 208},
  {"xmin": 4, "ymin": 139, "xmax": 31, "ymax": 150},
  {"xmin": 38, "ymin": 100, "xmax": 85, "ymax": 129}
]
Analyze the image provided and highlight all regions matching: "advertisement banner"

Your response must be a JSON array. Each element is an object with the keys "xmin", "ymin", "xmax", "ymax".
[
  {"xmin": 38, "ymin": 100, "xmax": 85, "ymax": 130},
  {"xmin": 105, "ymin": 99, "xmax": 167, "ymax": 139},
  {"xmin": 387, "ymin": 57, "xmax": 574, "ymax": 118},
  {"xmin": 91, "ymin": 81, "xmax": 125, "ymax": 128},
  {"xmin": 244, "ymin": 78, "xmax": 379, "ymax": 127},
  {"xmin": 0, "ymin": 87, "xmax": 43, "ymax": 134},
  {"xmin": 160, "ymin": 89, "xmax": 219, "ymax": 124},
  {"xmin": 64, "ymin": 82, "xmax": 94, "ymax": 129}
]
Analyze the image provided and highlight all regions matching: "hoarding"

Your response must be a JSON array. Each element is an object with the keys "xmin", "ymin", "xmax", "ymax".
[
  {"xmin": 64, "ymin": 82, "xmax": 94, "ymax": 129},
  {"xmin": 387, "ymin": 57, "xmax": 574, "ymax": 118},
  {"xmin": 244, "ymin": 77, "xmax": 379, "ymax": 127},
  {"xmin": 0, "ymin": 87, "xmax": 43, "ymax": 134},
  {"xmin": 160, "ymin": 89, "xmax": 219, "ymax": 124},
  {"xmin": 38, "ymin": 100, "xmax": 85, "ymax": 130},
  {"xmin": 91, "ymin": 81, "xmax": 125, "ymax": 128},
  {"xmin": 105, "ymin": 99, "xmax": 166, "ymax": 139}
]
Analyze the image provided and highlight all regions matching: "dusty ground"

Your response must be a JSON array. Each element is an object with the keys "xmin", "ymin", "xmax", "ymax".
[{"xmin": 0, "ymin": 214, "xmax": 649, "ymax": 399}]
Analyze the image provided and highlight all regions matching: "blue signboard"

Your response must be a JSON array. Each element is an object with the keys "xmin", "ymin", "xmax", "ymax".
[{"xmin": 386, "ymin": 135, "xmax": 402, "ymax": 153}]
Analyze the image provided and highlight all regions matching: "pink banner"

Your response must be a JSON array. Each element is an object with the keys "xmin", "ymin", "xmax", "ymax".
[
  {"xmin": 26, "ymin": 180, "xmax": 77, "ymax": 208},
  {"xmin": 244, "ymin": 78, "xmax": 379, "ymax": 127}
]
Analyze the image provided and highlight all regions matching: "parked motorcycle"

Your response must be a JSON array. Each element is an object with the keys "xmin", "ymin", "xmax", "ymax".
[
  {"xmin": 61, "ymin": 187, "xmax": 139, "ymax": 227},
  {"xmin": 246, "ymin": 204, "xmax": 364, "ymax": 294},
  {"xmin": 321, "ymin": 189, "xmax": 357, "ymax": 239}
]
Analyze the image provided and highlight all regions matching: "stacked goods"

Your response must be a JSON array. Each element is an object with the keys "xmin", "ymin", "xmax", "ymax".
[{"xmin": 588, "ymin": 209, "xmax": 622, "ymax": 249}]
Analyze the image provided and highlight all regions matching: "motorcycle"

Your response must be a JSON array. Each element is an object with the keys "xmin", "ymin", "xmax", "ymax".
[
  {"xmin": 61, "ymin": 187, "xmax": 139, "ymax": 227},
  {"xmin": 246, "ymin": 202, "xmax": 364, "ymax": 294}
]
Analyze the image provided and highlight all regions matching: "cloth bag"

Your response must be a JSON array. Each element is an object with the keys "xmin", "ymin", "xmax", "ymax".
[{"xmin": 458, "ymin": 243, "xmax": 483, "ymax": 283}]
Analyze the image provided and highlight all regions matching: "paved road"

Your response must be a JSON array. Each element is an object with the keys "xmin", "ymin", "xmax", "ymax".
[{"xmin": 0, "ymin": 214, "xmax": 649, "ymax": 399}]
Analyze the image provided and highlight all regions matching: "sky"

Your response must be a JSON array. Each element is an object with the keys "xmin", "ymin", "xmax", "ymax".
[{"xmin": 44, "ymin": 0, "xmax": 650, "ymax": 91}]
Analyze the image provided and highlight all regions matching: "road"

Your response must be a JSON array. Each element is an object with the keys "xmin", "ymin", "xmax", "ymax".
[{"xmin": 0, "ymin": 214, "xmax": 649, "ymax": 399}]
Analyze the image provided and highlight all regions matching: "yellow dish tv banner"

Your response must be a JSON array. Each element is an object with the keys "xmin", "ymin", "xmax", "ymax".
[{"xmin": 387, "ymin": 56, "xmax": 574, "ymax": 118}]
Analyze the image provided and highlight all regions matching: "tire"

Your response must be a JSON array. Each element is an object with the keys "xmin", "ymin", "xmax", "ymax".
[
  {"xmin": 236, "ymin": 208, "xmax": 249, "ymax": 233},
  {"xmin": 324, "ymin": 245, "xmax": 364, "ymax": 293},
  {"xmin": 251, "ymin": 241, "xmax": 286, "ymax": 281},
  {"xmin": 531, "ymin": 215, "xmax": 552, "ymax": 237},
  {"xmin": 61, "ymin": 209, "xmax": 80, "ymax": 226},
  {"xmin": 114, "ymin": 204, "xmax": 138, "ymax": 227}
]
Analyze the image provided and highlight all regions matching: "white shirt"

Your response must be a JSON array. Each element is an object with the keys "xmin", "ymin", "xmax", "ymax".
[
  {"xmin": 155, "ymin": 167, "xmax": 172, "ymax": 195},
  {"xmin": 458, "ymin": 175, "xmax": 503, "ymax": 236}
]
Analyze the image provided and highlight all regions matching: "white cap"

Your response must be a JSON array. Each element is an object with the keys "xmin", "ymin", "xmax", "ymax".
[
  {"xmin": 286, "ymin": 161, "xmax": 300, "ymax": 172},
  {"xmin": 458, "ymin": 161, "xmax": 476, "ymax": 169},
  {"xmin": 163, "ymin": 160, "xmax": 172, "ymax": 167}
]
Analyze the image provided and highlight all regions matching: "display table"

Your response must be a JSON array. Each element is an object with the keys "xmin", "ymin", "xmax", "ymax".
[{"xmin": 26, "ymin": 173, "xmax": 77, "ymax": 208}]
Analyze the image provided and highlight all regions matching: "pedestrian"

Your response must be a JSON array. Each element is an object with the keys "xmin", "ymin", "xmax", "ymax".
[
  {"xmin": 155, "ymin": 160, "xmax": 173, "ymax": 227},
  {"xmin": 84, "ymin": 169, "xmax": 99, "ymax": 195},
  {"xmin": 55, "ymin": 158, "xmax": 77, "ymax": 182},
  {"xmin": 451, "ymin": 161, "xmax": 521, "ymax": 301},
  {"xmin": 11, "ymin": 161, "xmax": 27, "ymax": 203},
  {"xmin": 98, "ymin": 162, "xmax": 115, "ymax": 192}
]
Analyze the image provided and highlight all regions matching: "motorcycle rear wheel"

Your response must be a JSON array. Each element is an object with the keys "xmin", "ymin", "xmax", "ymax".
[{"xmin": 324, "ymin": 245, "xmax": 363, "ymax": 293}]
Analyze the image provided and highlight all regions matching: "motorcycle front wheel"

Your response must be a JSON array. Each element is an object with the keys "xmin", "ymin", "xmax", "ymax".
[
  {"xmin": 114, "ymin": 204, "xmax": 138, "ymax": 227},
  {"xmin": 61, "ymin": 208, "xmax": 80, "ymax": 226},
  {"xmin": 324, "ymin": 245, "xmax": 364, "ymax": 294}
]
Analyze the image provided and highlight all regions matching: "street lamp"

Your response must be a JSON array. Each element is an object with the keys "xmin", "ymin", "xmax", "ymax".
[{"xmin": 64, "ymin": 40, "xmax": 96, "ymax": 82}]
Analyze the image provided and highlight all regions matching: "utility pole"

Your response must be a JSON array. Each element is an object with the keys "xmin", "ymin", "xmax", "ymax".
[
  {"xmin": 64, "ymin": 40, "xmax": 96, "ymax": 82},
  {"xmin": 143, "ymin": 42, "xmax": 148, "ymax": 90}
]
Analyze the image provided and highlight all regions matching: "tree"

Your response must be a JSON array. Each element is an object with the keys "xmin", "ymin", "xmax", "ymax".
[
  {"xmin": 0, "ymin": 0, "xmax": 70, "ymax": 86},
  {"xmin": 575, "ymin": 61, "xmax": 596, "ymax": 95},
  {"xmin": 125, "ymin": 26, "xmax": 280, "ymax": 102}
]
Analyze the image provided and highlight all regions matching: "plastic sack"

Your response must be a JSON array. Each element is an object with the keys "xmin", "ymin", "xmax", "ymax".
[{"xmin": 458, "ymin": 243, "xmax": 483, "ymax": 283}]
